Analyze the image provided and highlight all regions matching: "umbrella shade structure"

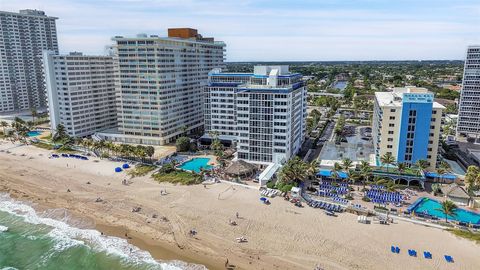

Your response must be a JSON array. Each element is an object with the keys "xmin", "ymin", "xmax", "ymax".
[
  {"xmin": 225, "ymin": 160, "xmax": 257, "ymax": 177},
  {"xmin": 115, "ymin": 167, "xmax": 123, "ymax": 173},
  {"xmin": 122, "ymin": 163, "xmax": 130, "ymax": 169}
]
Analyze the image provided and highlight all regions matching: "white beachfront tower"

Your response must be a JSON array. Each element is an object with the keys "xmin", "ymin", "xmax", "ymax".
[
  {"xmin": 202, "ymin": 65, "xmax": 307, "ymax": 165},
  {"xmin": 96, "ymin": 28, "xmax": 226, "ymax": 145},
  {"xmin": 0, "ymin": 9, "xmax": 58, "ymax": 112},
  {"xmin": 43, "ymin": 52, "xmax": 118, "ymax": 137}
]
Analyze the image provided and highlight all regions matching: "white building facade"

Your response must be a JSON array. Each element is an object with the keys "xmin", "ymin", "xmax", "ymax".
[
  {"xmin": 99, "ymin": 28, "xmax": 225, "ymax": 145},
  {"xmin": 0, "ymin": 9, "xmax": 58, "ymax": 112},
  {"xmin": 203, "ymin": 66, "xmax": 307, "ymax": 164},
  {"xmin": 457, "ymin": 45, "xmax": 480, "ymax": 140},
  {"xmin": 373, "ymin": 87, "xmax": 444, "ymax": 170},
  {"xmin": 43, "ymin": 52, "xmax": 117, "ymax": 137}
]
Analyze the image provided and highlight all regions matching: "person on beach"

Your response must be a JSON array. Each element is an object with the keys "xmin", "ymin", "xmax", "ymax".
[
  {"xmin": 225, "ymin": 258, "xmax": 229, "ymax": 268},
  {"xmin": 236, "ymin": 212, "xmax": 239, "ymax": 219}
]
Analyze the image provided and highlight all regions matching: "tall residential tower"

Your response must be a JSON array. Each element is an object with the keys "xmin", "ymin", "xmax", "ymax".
[
  {"xmin": 373, "ymin": 87, "xmax": 444, "ymax": 170},
  {"xmin": 0, "ymin": 9, "xmax": 58, "ymax": 112},
  {"xmin": 97, "ymin": 28, "xmax": 225, "ymax": 145},
  {"xmin": 203, "ymin": 66, "xmax": 307, "ymax": 165},
  {"xmin": 43, "ymin": 52, "xmax": 117, "ymax": 137},
  {"xmin": 457, "ymin": 45, "xmax": 480, "ymax": 141}
]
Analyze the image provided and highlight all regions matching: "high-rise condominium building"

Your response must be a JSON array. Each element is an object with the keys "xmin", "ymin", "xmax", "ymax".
[
  {"xmin": 203, "ymin": 66, "xmax": 307, "ymax": 164},
  {"xmin": 457, "ymin": 45, "xmax": 480, "ymax": 140},
  {"xmin": 100, "ymin": 28, "xmax": 225, "ymax": 145},
  {"xmin": 373, "ymin": 87, "xmax": 444, "ymax": 170},
  {"xmin": 0, "ymin": 9, "xmax": 58, "ymax": 112},
  {"xmin": 43, "ymin": 52, "xmax": 117, "ymax": 137}
]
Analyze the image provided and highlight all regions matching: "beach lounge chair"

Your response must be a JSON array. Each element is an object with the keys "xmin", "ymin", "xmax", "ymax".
[
  {"xmin": 408, "ymin": 249, "xmax": 417, "ymax": 257},
  {"xmin": 395, "ymin": 247, "xmax": 400, "ymax": 254},
  {"xmin": 444, "ymin": 255, "xmax": 454, "ymax": 263},
  {"xmin": 391, "ymin": 246, "xmax": 396, "ymax": 253},
  {"xmin": 423, "ymin": 251, "xmax": 432, "ymax": 259}
]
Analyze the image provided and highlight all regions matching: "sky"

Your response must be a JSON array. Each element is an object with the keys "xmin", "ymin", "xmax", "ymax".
[{"xmin": 1, "ymin": 0, "xmax": 479, "ymax": 61}]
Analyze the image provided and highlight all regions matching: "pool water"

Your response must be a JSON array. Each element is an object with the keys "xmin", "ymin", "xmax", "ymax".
[
  {"xmin": 27, "ymin": 131, "xmax": 41, "ymax": 137},
  {"xmin": 178, "ymin": 158, "xmax": 213, "ymax": 173},
  {"xmin": 410, "ymin": 197, "xmax": 480, "ymax": 224}
]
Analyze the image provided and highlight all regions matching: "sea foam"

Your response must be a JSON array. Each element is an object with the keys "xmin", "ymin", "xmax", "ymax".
[
  {"xmin": 0, "ymin": 193, "xmax": 205, "ymax": 270},
  {"xmin": 0, "ymin": 225, "xmax": 8, "ymax": 232}
]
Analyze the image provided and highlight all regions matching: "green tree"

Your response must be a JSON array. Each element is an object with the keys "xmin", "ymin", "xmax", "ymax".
[
  {"xmin": 415, "ymin": 159, "xmax": 429, "ymax": 175},
  {"xmin": 438, "ymin": 200, "xmax": 457, "ymax": 223},
  {"xmin": 53, "ymin": 124, "xmax": 69, "ymax": 142},
  {"xmin": 31, "ymin": 108, "xmax": 38, "ymax": 124},
  {"xmin": 145, "ymin": 146, "xmax": 155, "ymax": 162},
  {"xmin": 0, "ymin": 121, "xmax": 8, "ymax": 135},
  {"xmin": 397, "ymin": 162, "xmax": 407, "ymax": 175},
  {"xmin": 380, "ymin": 152, "xmax": 395, "ymax": 172},
  {"xmin": 465, "ymin": 165, "xmax": 480, "ymax": 192},
  {"xmin": 330, "ymin": 162, "xmax": 343, "ymax": 184},
  {"xmin": 175, "ymin": 136, "xmax": 191, "ymax": 152},
  {"xmin": 278, "ymin": 156, "xmax": 308, "ymax": 185}
]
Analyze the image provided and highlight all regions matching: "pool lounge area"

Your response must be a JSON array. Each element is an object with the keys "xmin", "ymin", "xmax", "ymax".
[
  {"xmin": 178, "ymin": 157, "xmax": 213, "ymax": 173},
  {"xmin": 407, "ymin": 197, "xmax": 480, "ymax": 226}
]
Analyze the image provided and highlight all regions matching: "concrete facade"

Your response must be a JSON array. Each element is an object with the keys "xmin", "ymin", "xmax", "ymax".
[{"xmin": 0, "ymin": 9, "xmax": 58, "ymax": 112}]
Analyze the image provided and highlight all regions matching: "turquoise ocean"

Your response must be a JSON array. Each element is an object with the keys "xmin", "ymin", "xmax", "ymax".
[{"xmin": 0, "ymin": 193, "xmax": 202, "ymax": 270}]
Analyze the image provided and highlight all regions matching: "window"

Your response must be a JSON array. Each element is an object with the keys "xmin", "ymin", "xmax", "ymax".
[
  {"xmin": 428, "ymin": 148, "xmax": 432, "ymax": 151},
  {"xmin": 388, "ymin": 131, "xmax": 394, "ymax": 134},
  {"xmin": 389, "ymin": 123, "xmax": 395, "ymax": 127},
  {"xmin": 387, "ymin": 138, "xmax": 393, "ymax": 142},
  {"xmin": 389, "ymin": 116, "xmax": 395, "ymax": 120},
  {"xmin": 387, "ymin": 145, "xmax": 393, "ymax": 149},
  {"xmin": 390, "ymin": 109, "xmax": 396, "ymax": 112}
]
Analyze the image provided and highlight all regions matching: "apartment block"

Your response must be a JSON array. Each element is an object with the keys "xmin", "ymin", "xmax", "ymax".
[
  {"xmin": 0, "ymin": 9, "xmax": 58, "ymax": 112},
  {"xmin": 43, "ymin": 52, "xmax": 117, "ymax": 137},
  {"xmin": 457, "ymin": 45, "xmax": 480, "ymax": 140},
  {"xmin": 373, "ymin": 87, "xmax": 444, "ymax": 170},
  {"xmin": 203, "ymin": 66, "xmax": 307, "ymax": 164},
  {"xmin": 99, "ymin": 29, "xmax": 225, "ymax": 145}
]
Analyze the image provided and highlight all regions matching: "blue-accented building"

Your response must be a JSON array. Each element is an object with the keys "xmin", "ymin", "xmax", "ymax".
[{"xmin": 372, "ymin": 87, "xmax": 445, "ymax": 170}]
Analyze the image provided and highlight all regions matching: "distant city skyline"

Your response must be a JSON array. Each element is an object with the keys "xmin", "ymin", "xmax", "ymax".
[{"xmin": 1, "ymin": 0, "xmax": 479, "ymax": 61}]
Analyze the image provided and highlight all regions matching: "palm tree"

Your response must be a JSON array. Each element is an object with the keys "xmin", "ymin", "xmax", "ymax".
[
  {"xmin": 415, "ymin": 159, "xmax": 429, "ymax": 175},
  {"xmin": 0, "ymin": 121, "xmax": 8, "ymax": 135},
  {"xmin": 438, "ymin": 200, "xmax": 457, "ymax": 223},
  {"xmin": 397, "ymin": 162, "xmax": 407, "ymax": 175},
  {"xmin": 380, "ymin": 152, "xmax": 395, "ymax": 172},
  {"xmin": 31, "ymin": 108, "xmax": 38, "ymax": 124},
  {"xmin": 306, "ymin": 160, "xmax": 318, "ymax": 180},
  {"xmin": 330, "ymin": 162, "xmax": 343, "ymax": 184},
  {"xmin": 359, "ymin": 160, "xmax": 372, "ymax": 190},
  {"xmin": 341, "ymin": 158, "xmax": 353, "ymax": 171}
]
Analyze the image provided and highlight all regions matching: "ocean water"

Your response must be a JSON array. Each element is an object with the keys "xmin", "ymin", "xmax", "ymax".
[{"xmin": 0, "ymin": 194, "xmax": 202, "ymax": 270}]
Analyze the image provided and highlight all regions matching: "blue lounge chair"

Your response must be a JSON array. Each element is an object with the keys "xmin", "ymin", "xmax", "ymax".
[
  {"xmin": 391, "ymin": 246, "xmax": 396, "ymax": 253},
  {"xmin": 444, "ymin": 255, "xmax": 454, "ymax": 263},
  {"xmin": 408, "ymin": 249, "xmax": 417, "ymax": 257},
  {"xmin": 395, "ymin": 247, "xmax": 400, "ymax": 254},
  {"xmin": 423, "ymin": 251, "xmax": 432, "ymax": 259}
]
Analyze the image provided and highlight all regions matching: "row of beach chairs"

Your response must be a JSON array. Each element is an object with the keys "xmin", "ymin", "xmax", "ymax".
[
  {"xmin": 391, "ymin": 246, "xmax": 454, "ymax": 263},
  {"xmin": 260, "ymin": 188, "xmax": 279, "ymax": 198},
  {"xmin": 309, "ymin": 201, "xmax": 344, "ymax": 212}
]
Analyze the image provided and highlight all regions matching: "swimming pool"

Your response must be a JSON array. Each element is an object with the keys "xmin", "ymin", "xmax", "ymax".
[
  {"xmin": 27, "ymin": 130, "xmax": 42, "ymax": 137},
  {"xmin": 408, "ymin": 197, "xmax": 480, "ymax": 224},
  {"xmin": 178, "ymin": 158, "xmax": 213, "ymax": 173}
]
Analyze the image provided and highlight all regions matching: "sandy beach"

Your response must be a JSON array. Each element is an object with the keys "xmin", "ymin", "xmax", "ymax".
[{"xmin": 1, "ymin": 141, "xmax": 480, "ymax": 270}]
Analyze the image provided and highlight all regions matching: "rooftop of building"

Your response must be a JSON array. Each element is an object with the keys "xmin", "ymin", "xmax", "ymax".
[
  {"xmin": 0, "ymin": 9, "xmax": 58, "ymax": 19},
  {"xmin": 375, "ymin": 86, "xmax": 445, "ymax": 109},
  {"xmin": 112, "ymin": 28, "xmax": 225, "ymax": 46}
]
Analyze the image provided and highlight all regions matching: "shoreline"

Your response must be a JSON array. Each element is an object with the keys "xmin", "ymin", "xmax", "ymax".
[{"xmin": 1, "ymin": 141, "xmax": 480, "ymax": 270}]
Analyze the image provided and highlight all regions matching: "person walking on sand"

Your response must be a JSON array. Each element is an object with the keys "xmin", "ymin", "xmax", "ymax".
[
  {"xmin": 225, "ymin": 258, "xmax": 229, "ymax": 268},
  {"xmin": 236, "ymin": 212, "xmax": 239, "ymax": 219}
]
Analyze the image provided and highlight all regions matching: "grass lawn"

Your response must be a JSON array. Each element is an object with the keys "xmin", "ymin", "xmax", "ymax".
[
  {"xmin": 151, "ymin": 170, "xmax": 202, "ymax": 185},
  {"xmin": 127, "ymin": 165, "xmax": 156, "ymax": 178},
  {"xmin": 39, "ymin": 133, "xmax": 52, "ymax": 140},
  {"xmin": 32, "ymin": 141, "xmax": 54, "ymax": 150},
  {"xmin": 448, "ymin": 229, "xmax": 480, "ymax": 244}
]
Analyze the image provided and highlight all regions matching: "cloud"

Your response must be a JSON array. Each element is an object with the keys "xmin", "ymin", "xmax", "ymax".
[{"xmin": 0, "ymin": 0, "xmax": 479, "ymax": 60}]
